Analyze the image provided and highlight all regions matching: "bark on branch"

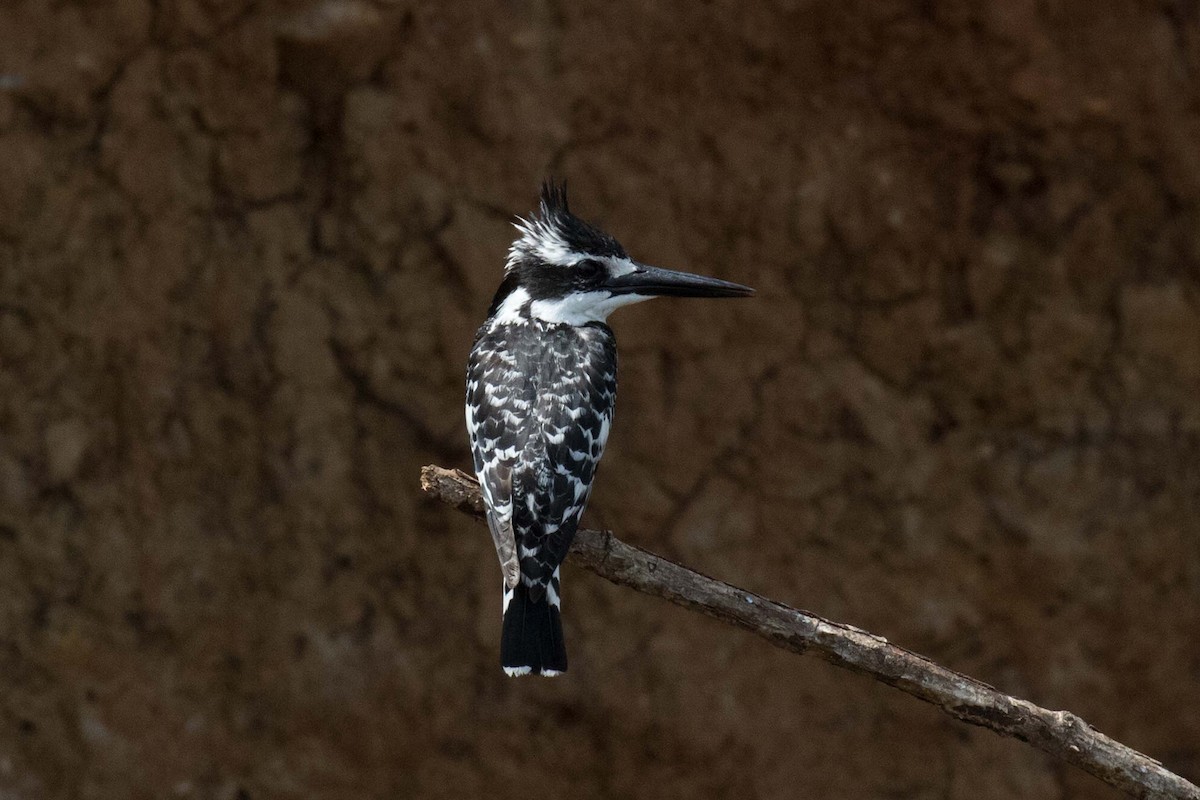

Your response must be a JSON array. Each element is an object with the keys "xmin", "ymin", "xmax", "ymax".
[{"xmin": 420, "ymin": 464, "xmax": 1198, "ymax": 800}]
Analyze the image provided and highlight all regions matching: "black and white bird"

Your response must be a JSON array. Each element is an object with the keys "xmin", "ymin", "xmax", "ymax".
[{"xmin": 466, "ymin": 182, "xmax": 753, "ymax": 676}]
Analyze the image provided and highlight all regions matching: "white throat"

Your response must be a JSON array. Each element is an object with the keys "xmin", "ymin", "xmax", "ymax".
[{"xmin": 492, "ymin": 286, "xmax": 650, "ymax": 326}]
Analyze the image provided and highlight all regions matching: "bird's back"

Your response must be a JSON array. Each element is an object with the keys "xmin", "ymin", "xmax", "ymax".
[
  {"xmin": 468, "ymin": 318, "xmax": 616, "ymax": 559},
  {"xmin": 467, "ymin": 318, "xmax": 616, "ymax": 675}
]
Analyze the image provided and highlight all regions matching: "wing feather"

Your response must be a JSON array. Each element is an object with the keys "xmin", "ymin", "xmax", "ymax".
[{"xmin": 467, "ymin": 341, "xmax": 526, "ymax": 588}]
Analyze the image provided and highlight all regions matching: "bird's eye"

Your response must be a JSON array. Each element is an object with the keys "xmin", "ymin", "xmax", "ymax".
[{"xmin": 576, "ymin": 259, "xmax": 604, "ymax": 278}]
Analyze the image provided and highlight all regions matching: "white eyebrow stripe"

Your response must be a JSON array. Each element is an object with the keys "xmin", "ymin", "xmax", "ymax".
[{"xmin": 607, "ymin": 257, "xmax": 638, "ymax": 276}]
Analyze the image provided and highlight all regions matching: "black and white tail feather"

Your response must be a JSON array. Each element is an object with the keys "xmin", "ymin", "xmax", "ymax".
[
  {"xmin": 466, "ymin": 180, "xmax": 753, "ymax": 676},
  {"xmin": 500, "ymin": 567, "xmax": 566, "ymax": 676}
]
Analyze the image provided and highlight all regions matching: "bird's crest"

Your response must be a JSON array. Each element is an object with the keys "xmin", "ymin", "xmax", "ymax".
[
  {"xmin": 506, "ymin": 180, "xmax": 625, "ymax": 273},
  {"xmin": 538, "ymin": 179, "xmax": 570, "ymax": 218}
]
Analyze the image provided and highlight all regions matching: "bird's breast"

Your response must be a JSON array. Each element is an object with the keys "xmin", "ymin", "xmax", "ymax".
[{"xmin": 477, "ymin": 320, "xmax": 616, "ymax": 382}]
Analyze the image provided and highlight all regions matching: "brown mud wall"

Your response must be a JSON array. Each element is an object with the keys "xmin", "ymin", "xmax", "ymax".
[{"xmin": 1, "ymin": 1, "xmax": 1198, "ymax": 798}]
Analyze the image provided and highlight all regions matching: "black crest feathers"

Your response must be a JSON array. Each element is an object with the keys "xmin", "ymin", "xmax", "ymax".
[
  {"xmin": 539, "ymin": 179, "xmax": 570, "ymax": 219},
  {"xmin": 504, "ymin": 178, "xmax": 626, "ymax": 276}
]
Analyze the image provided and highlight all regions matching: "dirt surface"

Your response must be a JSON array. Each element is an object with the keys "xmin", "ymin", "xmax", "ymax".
[{"xmin": 1, "ymin": 1, "xmax": 1198, "ymax": 798}]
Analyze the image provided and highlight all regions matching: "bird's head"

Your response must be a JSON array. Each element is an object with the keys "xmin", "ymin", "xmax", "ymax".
[{"xmin": 490, "ymin": 181, "xmax": 754, "ymax": 325}]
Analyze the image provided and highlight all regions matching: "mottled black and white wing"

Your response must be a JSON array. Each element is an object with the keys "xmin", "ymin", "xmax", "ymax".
[{"xmin": 511, "ymin": 324, "xmax": 616, "ymax": 600}]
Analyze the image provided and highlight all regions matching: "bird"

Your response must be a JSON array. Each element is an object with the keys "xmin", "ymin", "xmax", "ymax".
[{"xmin": 466, "ymin": 181, "xmax": 753, "ymax": 676}]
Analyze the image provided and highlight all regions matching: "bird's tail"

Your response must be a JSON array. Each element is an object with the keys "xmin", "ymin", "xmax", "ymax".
[{"xmin": 501, "ymin": 571, "xmax": 566, "ymax": 677}]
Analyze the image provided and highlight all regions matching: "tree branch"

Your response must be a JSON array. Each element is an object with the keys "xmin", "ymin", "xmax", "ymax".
[{"xmin": 420, "ymin": 465, "xmax": 1198, "ymax": 800}]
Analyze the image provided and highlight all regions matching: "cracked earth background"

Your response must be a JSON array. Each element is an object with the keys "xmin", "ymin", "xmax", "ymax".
[{"xmin": 1, "ymin": 1, "xmax": 1199, "ymax": 798}]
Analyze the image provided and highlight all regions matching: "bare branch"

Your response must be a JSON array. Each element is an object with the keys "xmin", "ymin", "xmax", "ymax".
[{"xmin": 420, "ymin": 465, "xmax": 1199, "ymax": 800}]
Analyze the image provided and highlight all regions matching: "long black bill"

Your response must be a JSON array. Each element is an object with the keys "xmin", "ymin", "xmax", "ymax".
[{"xmin": 605, "ymin": 263, "xmax": 755, "ymax": 298}]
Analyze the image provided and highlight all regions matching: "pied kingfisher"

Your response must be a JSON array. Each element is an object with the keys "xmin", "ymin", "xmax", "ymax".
[{"xmin": 466, "ymin": 182, "xmax": 753, "ymax": 676}]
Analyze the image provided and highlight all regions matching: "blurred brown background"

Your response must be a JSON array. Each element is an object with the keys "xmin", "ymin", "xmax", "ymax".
[{"xmin": 1, "ymin": 1, "xmax": 1199, "ymax": 797}]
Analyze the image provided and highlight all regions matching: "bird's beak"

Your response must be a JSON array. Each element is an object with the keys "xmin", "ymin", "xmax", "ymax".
[{"xmin": 605, "ymin": 263, "xmax": 755, "ymax": 299}]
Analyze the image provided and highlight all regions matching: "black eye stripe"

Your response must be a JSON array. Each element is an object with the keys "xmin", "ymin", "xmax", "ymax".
[{"xmin": 576, "ymin": 259, "xmax": 603, "ymax": 276}]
